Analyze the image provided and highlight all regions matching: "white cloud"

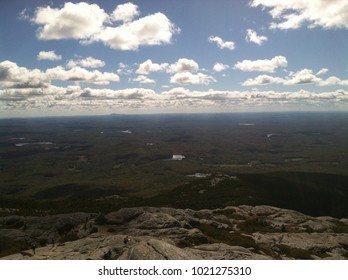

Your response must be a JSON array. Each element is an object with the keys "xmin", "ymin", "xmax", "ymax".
[
  {"xmin": 213, "ymin": 63, "xmax": 230, "ymax": 72},
  {"xmin": 135, "ymin": 58, "xmax": 205, "ymax": 85},
  {"xmin": 136, "ymin": 59, "xmax": 169, "ymax": 75},
  {"xmin": 170, "ymin": 72, "xmax": 216, "ymax": 85},
  {"xmin": 208, "ymin": 36, "xmax": 235, "ymax": 50},
  {"xmin": 46, "ymin": 66, "xmax": 120, "ymax": 85},
  {"xmin": 37, "ymin": 51, "xmax": 62, "ymax": 61},
  {"xmin": 2, "ymin": 60, "xmax": 348, "ymax": 114},
  {"xmin": 111, "ymin": 2, "xmax": 139, "ymax": 23},
  {"xmin": 132, "ymin": 75, "xmax": 156, "ymax": 84},
  {"xmin": 67, "ymin": 57, "xmax": 105, "ymax": 69},
  {"xmin": 32, "ymin": 2, "xmax": 179, "ymax": 51},
  {"xmin": 131, "ymin": 57, "xmax": 207, "ymax": 88},
  {"xmin": 245, "ymin": 29, "xmax": 267, "ymax": 45},
  {"xmin": 250, "ymin": 0, "xmax": 348, "ymax": 30},
  {"xmin": 242, "ymin": 68, "xmax": 348, "ymax": 86},
  {"xmin": 33, "ymin": 2, "xmax": 108, "ymax": 40},
  {"xmin": 2, "ymin": 83, "xmax": 348, "ymax": 114},
  {"xmin": 235, "ymin": 56, "xmax": 288, "ymax": 72},
  {"xmin": 286, "ymin": 69, "xmax": 321, "ymax": 85},
  {"xmin": 317, "ymin": 68, "xmax": 329, "ymax": 76},
  {"xmin": 0, "ymin": 60, "xmax": 49, "ymax": 88},
  {"xmin": 96, "ymin": 12, "xmax": 179, "ymax": 50},
  {"xmin": 319, "ymin": 76, "xmax": 348, "ymax": 86},
  {"xmin": 18, "ymin": 8, "xmax": 31, "ymax": 21},
  {"xmin": 0, "ymin": 60, "xmax": 120, "ymax": 89},
  {"xmin": 242, "ymin": 75, "xmax": 285, "ymax": 86},
  {"xmin": 0, "ymin": 88, "xmax": 47, "ymax": 102},
  {"xmin": 160, "ymin": 88, "xmax": 348, "ymax": 109},
  {"xmin": 168, "ymin": 58, "xmax": 199, "ymax": 73},
  {"xmin": 117, "ymin": 63, "xmax": 133, "ymax": 75},
  {"xmin": 135, "ymin": 58, "xmax": 200, "ymax": 75},
  {"xmin": 79, "ymin": 87, "xmax": 157, "ymax": 101}
]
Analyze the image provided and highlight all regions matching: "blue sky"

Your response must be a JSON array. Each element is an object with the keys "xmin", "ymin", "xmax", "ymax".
[{"xmin": 1, "ymin": 0, "xmax": 348, "ymax": 117}]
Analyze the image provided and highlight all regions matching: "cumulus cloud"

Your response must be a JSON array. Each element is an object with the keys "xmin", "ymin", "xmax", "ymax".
[
  {"xmin": 32, "ymin": 2, "xmax": 179, "ymax": 51},
  {"xmin": 117, "ymin": 63, "xmax": 133, "ymax": 75},
  {"xmin": 111, "ymin": 2, "xmax": 139, "ymax": 23},
  {"xmin": 250, "ymin": 0, "xmax": 348, "ymax": 30},
  {"xmin": 319, "ymin": 76, "xmax": 348, "ymax": 86},
  {"xmin": 67, "ymin": 57, "xmax": 105, "ymax": 69},
  {"xmin": 245, "ymin": 29, "xmax": 268, "ymax": 45},
  {"xmin": 208, "ymin": 36, "xmax": 235, "ymax": 50},
  {"xmin": 46, "ymin": 66, "xmax": 119, "ymax": 85},
  {"xmin": 317, "ymin": 68, "xmax": 329, "ymax": 76},
  {"xmin": 0, "ymin": 85, "xmax": 160, "ymax": 113},
  {"xmin": 98, "ymin": 12, "xmax": 179, "ymax": 50},
  {"xmin": 242, "ymin": 75, "xmax": 285, "ymax": 86},
  {"xmin": 286, "ymin": 69, "xmax": 322, "ymax": 85},
  {"xmin": 0, "ymin": 88, "xmax": 50, "ymax": 104},
  {"xmin": 170, "ymin": 72, "xmax": 216, "ymax": 85},
  {"xmin": 0, "ymin": 60, "xmax": 120, "ymax": 88},
  {"xmin": 79, "ymin": 87, "xmax": 157, "ymax": 100},
  {"xmin": 2, "ymin": 83, "xmax": 348, "ymax": 114},
  {"xmin": 235, "ymin": 56, "xmax": 288, "ymax": 72},
  {"xmin": 160, "ymin": 88, "xmax": 348, "ymax": 110},
  {"xmin": 136, "ymin": 59, "xmax": 169, "ymax": 75},
  {"xmin": 135, "ymin": 58, "xmax": 200, "ymax": 75},
  {"xmin": 242, "ymin": 68, "xmax": 348, "ymax": 86},
  {"xmin": 33, "ymin": 2, "xmax": 107, "ymax": 40},
  {"xmin": 134, "ymin": 58, "xmax": 207, "ymax": 84},
  {"xmin": 132, "ymin": 75, "xmax": 156, "ymax": 84},
  {"xmin": 0, "ymin": 60, "xmax": 49, "ymax": 88},
  {"xmin": 168, "ymin": 58, "xmax": 199, "ymax": 73},
  {"xmin": 213, "ymin": 63, "xmax": 230, "ymax": 72},
  {"xmin": 2, "ymin": 60, "xmax": 347, "ymax": 114},
  {"xmin": 37, "ymin": 50, "xmax": 62, "ymax": 61},
  {"xmin": 18, "ymin": 8, "xmax": 31, "ymax": 21}
]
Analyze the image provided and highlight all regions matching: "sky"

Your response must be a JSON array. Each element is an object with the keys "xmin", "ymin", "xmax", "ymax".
[{"xmin": 0, "ymin": 0, "xmax": 348, "ymax": 117}]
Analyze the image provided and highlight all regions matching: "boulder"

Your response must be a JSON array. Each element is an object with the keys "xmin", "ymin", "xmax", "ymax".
[{"xmin": 1, "ymin": 206, "xmax": 348, "ymax": 260}]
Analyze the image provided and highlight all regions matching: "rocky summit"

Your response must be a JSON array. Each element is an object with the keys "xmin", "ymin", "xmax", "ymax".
[{"xmin": 1, "ymin": 205, "xmax": 348, "ymax": 260}]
